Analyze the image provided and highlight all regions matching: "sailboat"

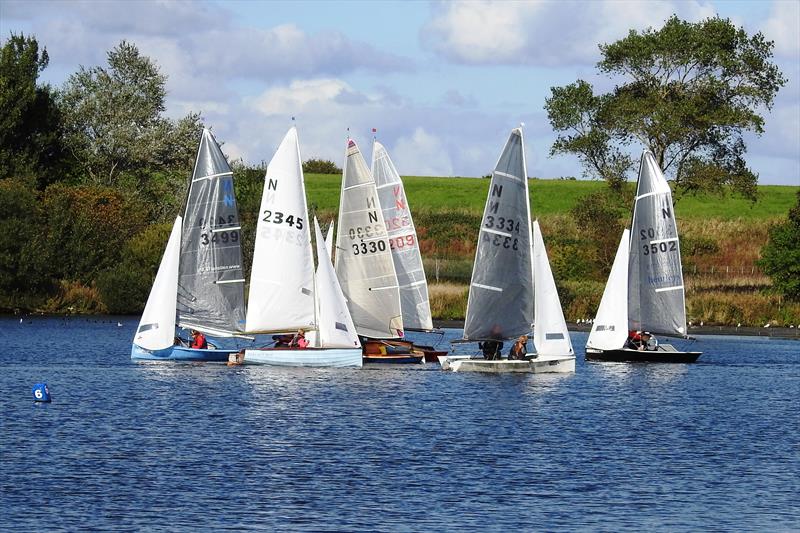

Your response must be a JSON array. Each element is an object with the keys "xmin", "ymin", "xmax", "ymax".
[
  {"xmin": 242, "ymin": 127, "xmax": 362, "ymax": 367},
  {"xmin": 585, "ymin": 150, "xmax": 701, "ymax": 363},
  {"xmin": 335, "ymin": 138, "xmax": 423, "ymax": 364},
  {"xmin": 370, "ymin": 139, "xmax": 446, "ymax": 363},
  {"xmin": 132, "ymin": 129, "xmax": 247, "ymax": 361},
  {"xmin": 440, "ymin": 126, "xmax": 575, "ymax": 373}
]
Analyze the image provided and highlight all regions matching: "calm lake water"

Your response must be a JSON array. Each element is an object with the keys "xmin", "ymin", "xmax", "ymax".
[{"xmin": 1, "ymin": 316, "xmax": 798, "ymax": 531}]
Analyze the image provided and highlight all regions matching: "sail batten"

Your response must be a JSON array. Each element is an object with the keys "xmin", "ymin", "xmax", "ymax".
[{"xmin": 463, "ymin": 127, "xmax": 533, "ymax": 341}]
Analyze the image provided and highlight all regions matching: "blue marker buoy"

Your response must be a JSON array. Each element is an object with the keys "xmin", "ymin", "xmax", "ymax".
[{"xmin": 32, "ymin": 382, "xmax": 51, "ymax": 403}]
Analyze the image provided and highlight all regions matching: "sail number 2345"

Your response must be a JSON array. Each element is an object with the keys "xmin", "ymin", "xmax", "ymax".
[{"xmin": 262, "ymin": 210, "xmax": 304, "ymax": 230}]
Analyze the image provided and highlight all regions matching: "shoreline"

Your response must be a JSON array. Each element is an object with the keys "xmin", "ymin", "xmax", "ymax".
[{"xmin": 433, "ymin": 320, "xmax": 800, "ymax": 339}]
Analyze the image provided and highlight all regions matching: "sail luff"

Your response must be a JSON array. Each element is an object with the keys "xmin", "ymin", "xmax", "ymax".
[
  {"xmin": 463, "ymin": 127, "xmax": 533, "ymax": 341},
  {"xmin": 371, "ymin": 140, "xmax": 434, "ymax": 331}
]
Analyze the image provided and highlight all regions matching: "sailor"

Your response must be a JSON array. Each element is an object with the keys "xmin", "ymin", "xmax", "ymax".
[
  {"xmin": 640, "ymin": 332, "xmax": 652, "ymax": 351},
  {"xmin": 508, "ymin": 335, "xmax": 528, "ymax": 360},
  {"xmin": 190, "ymin": 329, "xmax": 208, "ymax": 349},
  {"xmin": 625, "ymin": 330, "xmax": 643, "ymax": 350},
  {"xmin": 478, "ymin": 339, "xmax": 503, "ymax": 360},
  {"xmin": 290, "ymin": 329, "xmax": 309, "ymax": 349}
]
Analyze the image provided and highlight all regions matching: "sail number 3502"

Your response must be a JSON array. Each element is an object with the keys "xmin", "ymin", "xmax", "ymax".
[{"xmin": 640, "ymin": 227, "xmax": 677, "ymax": 255}]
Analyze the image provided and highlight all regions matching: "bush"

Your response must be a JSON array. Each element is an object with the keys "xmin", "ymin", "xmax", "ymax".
[
  {"xmin": 759, "ymin": 190, "xmax": 800, "ymax": 300},
  {"xmin": 303, "ymin": 159, "xmax": 341, "ymax": 174}
]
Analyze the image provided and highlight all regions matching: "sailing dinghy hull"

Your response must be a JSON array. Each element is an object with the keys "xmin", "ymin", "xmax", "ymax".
[
  {"xmin": 243, "ymin": 348, "xmax": 363, "ymax": 368},
  {"xmin": 442, "ymin": 354, "xmax": 575, "ymax": 373},
  {"xmin": 585, "ymin": 346, "xmax": 701, "ymax": 363},
  {"xmin": 131, "ymin": 344, "xmax": 234, "ymax": 362}
]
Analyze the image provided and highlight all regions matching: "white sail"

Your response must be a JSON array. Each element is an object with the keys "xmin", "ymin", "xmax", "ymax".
[
  {"xmin": 245, "ymin": 126, "xmax": 315, "ymax": 333},
  {"xmin": 371, "ymin": 140, "xmax": 434, "ymax": 331},
  {"xmin": 587, "ymin": 229, "xmax": 630, "ymax": 350},
  {"xmin": 324, "ymin": 220, "xmax": 335, "ymax": 261},
  {"xmin": 463, "ymin": 127, "xmax": 533, "ymax": 341},
  {"xmin": 335, "ymin": 138, "xmax": 403, "ymax": 339},
  {"xmin": 628, "ymin": 151, "xmax": 687, "ymax": 336},
  {"xmin": 313, "ymin": 218, "xmax": 361, "ymax": 349},
  {"xmin": 134, "ymin": 216, "xmax": 182, "ymax": 351},
  {"xmin": 532, "ymin": 220, "xmax": 573, "ymax": 356}
]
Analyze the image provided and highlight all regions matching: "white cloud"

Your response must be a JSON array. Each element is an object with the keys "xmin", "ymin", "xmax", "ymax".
[
  {"xmin": 392, "ymin": 128, "xmax": 454, "ymax": 176},
  {"xmin": 761, "ymin": 0, "xmax": 800, "ymax": 57},
  {"xmin": 422, "ymin": 0, "xmax": 716, "ymax": 66}
]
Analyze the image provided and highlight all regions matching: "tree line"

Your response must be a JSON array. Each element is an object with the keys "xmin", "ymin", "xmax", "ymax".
[{"xmin": 0, "ymin": 17, "xmax": 795, "ymax": 314}]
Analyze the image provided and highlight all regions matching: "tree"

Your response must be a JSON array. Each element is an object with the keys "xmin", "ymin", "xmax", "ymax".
[
  {"xmin": 0, "ymin": 33, "xmax": 64, "ymax": 187},
  {"xmin": 759, "ymin": 190, "xmax": 800, "ymax": 300},
  {"xmin": 545, "ymin": 16, "xmax": 786, "ymax": 200},
  {"xmin": 60, "ymin": 41, "xmax": 202, "ymax": 186}
]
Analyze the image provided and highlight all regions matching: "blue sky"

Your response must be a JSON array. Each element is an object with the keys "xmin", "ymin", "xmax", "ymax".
[{"xmin": 2, "ymin": 0, "xmax": 798, "ymax": 185}]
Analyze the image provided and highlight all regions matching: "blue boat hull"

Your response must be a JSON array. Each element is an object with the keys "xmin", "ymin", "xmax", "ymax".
[{"xmin": 131, "ymin": 344, "xmax": 235, "ymax": 362}]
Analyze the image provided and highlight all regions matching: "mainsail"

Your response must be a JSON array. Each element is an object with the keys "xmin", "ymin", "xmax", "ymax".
[
  {"xmin": 463, "ymin": 127, "xmax": 533, "ymax": 341},
  {"xmin": 245, "ymin": 126, "xmax": 315, "ymax": 333},
  {"xmin": 177, "ymin": 129, "xmax": 247, "ymax": 337},
  {"xmin": 371, "ymin": 140, "xmax": 433, "ymax": 331},
  {"xmin": 334, "ymin": 139, "xmax": 403, "ymax": 339},
  {"xmin": 134, "ymin": 216, "xmax": 182, "ymax": 351},
  {"xmin": 628, "ymin": 151, "xmax": 687, "ymax": 336},
  {"xmin": 532, "ymin": 220, "xmax": 573, "ymax": 356},
  {"xmin": 586, "ymin": 229, "xmax": 631, "ymax": 350}
]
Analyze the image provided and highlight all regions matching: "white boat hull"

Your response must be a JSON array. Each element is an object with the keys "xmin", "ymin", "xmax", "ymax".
[
  {"xmin": 445, "ymin": 354, "xmax": 575, "ymax": 373},
  {"xmin": 244, "ymin": 347, "xmax": 363, "ymax": 368},
  {"xmin": 437, "ymin": 355, "xmax": 473, "ymax": 370}
]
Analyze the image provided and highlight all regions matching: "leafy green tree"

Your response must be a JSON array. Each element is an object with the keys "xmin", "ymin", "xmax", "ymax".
[
  {"xmin": 0, "ymin": 33, "xmax": 64, "ymax": 187},
  {"xmin": 759, "ymin": 190, "xmax": 800, "ymax": 300},
  {"xmin": 545, "ymin": 16, "xmax": 785, "ymax": 200},
  {"xmin": 60, "ymin": 40, "xmax": 202, "ymax": 186},
  {"xmin": 303, "ymin": 158, "xmax": 341, "ymax": 174}
]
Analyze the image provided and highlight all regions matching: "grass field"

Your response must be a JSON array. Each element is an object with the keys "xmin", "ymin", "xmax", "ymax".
[
  {"xmin": 305, "ymin": 174, "xmax": 798, "ymax": 220},
  {"xmin": 301, "ymin": 173, "xmax": 798, "ymax": 326}
]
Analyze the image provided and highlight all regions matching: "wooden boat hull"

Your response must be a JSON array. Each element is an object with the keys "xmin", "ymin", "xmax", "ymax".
[
  {"xmin": 362, "ymin": 339, "xmax": 436, "ymax": 364},
  {"xmin": 443, "ymin": 354, "xmax": 576, "ymax": 373},
  {"xmin": 363, "ymin": 353, "xmax": 424, "ymax": 364},
  {"xmin": 131, "ymin": 344, "xmax": 234, "ymax": 362},
  {"xmin": 244, "ymin": 347, "xmax": 363, "ymax": 367},
  {"xmin": 585, "ymin": 345, "xmax": 701, "ymax": 363}
]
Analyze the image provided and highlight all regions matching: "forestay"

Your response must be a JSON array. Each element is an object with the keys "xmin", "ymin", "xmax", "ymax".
[
  {"xmin": 335, "ymin": 139, "xmax": 403, "ymax": 339},
  {"xmin": 463, "ymin": 127, "xmax": 533, "ymax": 341},
  {"xmin": 371, "ymin": 140, "xmax": 433, "ymax": 331},
  {"xmin": 628, "ymin": 151, "xmax": 687, "ymax": 337},
  {"xmin": 134, "ymin": 216, "xmax": 182, "ymax": 351},
  {"xmin": 532, "ymin": 220, "xmax": 573, "ymax": 356},
  {"xmin": 587, "ymin": 229, "xmax": 630, "ymax": 350},
  {"xmin": 177, "ymin": 129, "xmax": 247, "ymax": 337},
  {"xmin": 313, "ymin": 218, "xmax": 361, "ymax": 348},
  {"xmin": 245, "ymin": 126, "xmax": 315, "ymax": 333}
]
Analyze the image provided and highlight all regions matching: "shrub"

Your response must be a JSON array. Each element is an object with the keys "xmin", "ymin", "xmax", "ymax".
[{"xmin": 303, "ymin": 159, "xmax": 341, "ymax": 174}]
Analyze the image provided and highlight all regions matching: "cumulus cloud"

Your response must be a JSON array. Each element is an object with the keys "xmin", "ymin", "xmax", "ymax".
[
  {"xmin": 393, "ymin": 128, "xmax": 454, "ymax": 176},
  {"xmin": 422, "ymin": 0, "xmax": 715, "ymax": 66},
  {"xmin": 761, "ymin": 0, "xmax": 800, "ymax": 58}
]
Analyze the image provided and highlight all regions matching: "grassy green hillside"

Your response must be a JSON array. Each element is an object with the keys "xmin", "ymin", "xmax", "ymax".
[{"xmin": 305, "ymin": 174, "xmax": 798, "ymax": 221}]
